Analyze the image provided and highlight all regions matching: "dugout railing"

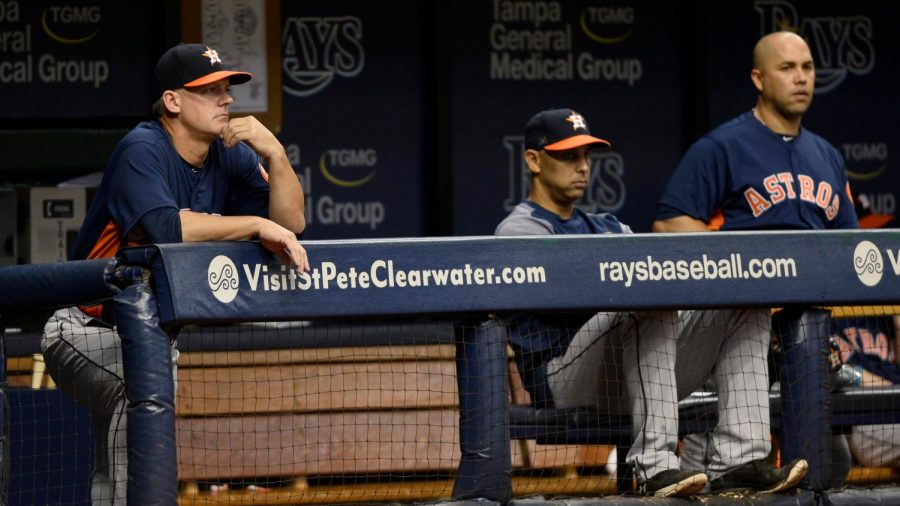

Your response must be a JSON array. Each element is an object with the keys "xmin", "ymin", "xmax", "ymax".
[{"xmin": 1, "ymin": 230, "xmax": 899, "ymax": 504}]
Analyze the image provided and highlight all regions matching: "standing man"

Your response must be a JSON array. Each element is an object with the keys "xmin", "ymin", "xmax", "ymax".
[
  {"xmin": 42, "ymin": 43, "xmax": 309, "ymax": 504},
  {"xmin": 653, "ymin": 31, "xmax": 855, "ymax": 492},
  {"xmin": 497, "ymin": 108, "xmax": 708, "ymax": 497}
]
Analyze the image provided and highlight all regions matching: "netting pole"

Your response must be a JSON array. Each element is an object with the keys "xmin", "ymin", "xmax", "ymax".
[
  {"xmin": 0, "ymin": 318, "xmax": 8, "ymax": 506},
  {"xmin": 114, "ymin": 281, "xmax": 177, "ymax": 505},
  {"xmin": 452, "ymin": 318, "xmax": 512, "ymax": 503},
  {"xmin": 773, "ymin": 307, "xmax": 832, "ymax": 491}
]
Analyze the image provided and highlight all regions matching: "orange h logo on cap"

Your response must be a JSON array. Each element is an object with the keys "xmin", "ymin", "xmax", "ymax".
[
  {"xmin": 202, "ymin": 47, "xmax": 222, "ymax": 65},
  {"xmin": 566, "ymin": 112, "xmax": 587, "ymax": 130}
]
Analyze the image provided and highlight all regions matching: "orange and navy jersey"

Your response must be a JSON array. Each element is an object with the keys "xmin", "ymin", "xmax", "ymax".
[
  {"xmin": 656, "ymin": 111, "xmax": 858, "ymax": 231},
  {"xmin": 71, "ymin": 120, "xmax": 271, "ymax": 262}
]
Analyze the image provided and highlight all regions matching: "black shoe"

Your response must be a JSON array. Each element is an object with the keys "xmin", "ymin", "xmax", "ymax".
[
  {"xmin": 639, "ymin": 469, "xmax": 708, "ymax": 497},
  {"xmin": 710, "ymin": 458, "xmax": 808, "ymax": 493}
]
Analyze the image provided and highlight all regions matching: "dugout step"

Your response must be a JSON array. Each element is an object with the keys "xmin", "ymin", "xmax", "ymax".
[
  {"xmin": 821, "ymin": 486, "xmax": 900, "ymax": 505},
  {"xmin": 508, "ymin": 488, "xmax": 817, "ymax": 505},
  {"xmin": 176, "ymin": 473, "xmax": 618, "ymax": 504}
]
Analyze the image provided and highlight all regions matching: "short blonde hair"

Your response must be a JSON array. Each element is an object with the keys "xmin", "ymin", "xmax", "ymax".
[{"xmin": 151, "ymin": 96, "xmax": 166, "ymax": 117}]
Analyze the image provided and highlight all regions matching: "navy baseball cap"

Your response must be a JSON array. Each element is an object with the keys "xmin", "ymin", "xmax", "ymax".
[
  {"xmin": 154, "ymin": 43, "xmax": 252, "ymax": 96},
  {"xmin": 525, "ymin": 109, "xmax": 611, "ymax": 151}
]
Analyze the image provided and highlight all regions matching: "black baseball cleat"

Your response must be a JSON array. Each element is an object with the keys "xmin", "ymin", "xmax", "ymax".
[
  {"xmin": 639, "ymin": 469, "xmax": 708, "ymax": 497},
  {"xmin": 710, "ymin": 458, "xmax": 808, "ymax": 493}
]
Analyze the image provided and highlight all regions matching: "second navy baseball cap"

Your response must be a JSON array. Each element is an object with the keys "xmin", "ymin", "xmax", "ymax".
[
  {"xmin": 154, "ymin": 43, "xmax": 252, "ymax": 96},
  {"xmin": 524, "ymin": 109, "xmax": 611, "ymax": 151}
]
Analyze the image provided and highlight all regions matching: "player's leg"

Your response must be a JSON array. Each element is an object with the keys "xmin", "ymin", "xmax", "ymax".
[
  {"xmin": 705, "ymin": 308, "xmax": 771, "ymax": 473},
  {"xmin": 548, "ymin": 310, "xmax": 704, "ymax": 496},
  {"xmin": 676, "ymin": 309, "xmax": 771, "ymax": 474},
  {"xmin": 682, "ymin": 308, "xmax": 807, "ymax": 493},
  {"xmin": 675, "ymin": 310, "xmax": 728, "ymax": 476},
  {"xmin": 43, "ymin": 307, "xmax": 125, "ymax": 503},
  {"xmin": 42, "ymin": 307, "xmax": 125, "ymax": 409},
  {"xmin": 677, "ymin": 309, "xmax": 771, "ymax": 473},
  {"xmin": 546, "ymin": 312, "xmax": 627, "ymax": 410},
  {"xmin": 624, "ymin": 310, "xmax": 706, "ymax": 496},
  {"xmin": 849, "ymin": 424, "xmax": 900, "ymax": 467}
]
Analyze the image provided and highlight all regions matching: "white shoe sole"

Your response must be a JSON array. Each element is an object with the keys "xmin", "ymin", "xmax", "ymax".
[
  {"xmin": 654, "ymin": 473, "xmax": 708, "ymax": 497},
  {"xmin": 761, "ymin": 459, "xmax": 808, "ymax": 494}
]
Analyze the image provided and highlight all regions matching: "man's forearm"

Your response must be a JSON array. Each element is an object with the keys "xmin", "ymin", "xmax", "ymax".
[
  {"xmin": 180, "ymin": 211, "xmax": 264, "ymax": 242},
  {"xmin": 266, "ymin": 151, "xmax": 306, "ymax": 234},
  {"xmin": 652, "ymin": 215, "xmax": 710, "ymax": 233}
]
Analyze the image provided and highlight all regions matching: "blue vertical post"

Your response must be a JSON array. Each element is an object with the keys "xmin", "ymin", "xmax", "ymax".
[
  {"xmin": 115, "ymin": 283, "xmax": 177, "ymax": 505},
  {"xmin": 772, "ymin": 307, "xmax": 832, "ymax": 491},
  {"xmin": 1, "ymin": 318, "xmax": 8, "ymax": 505},
  {"xmin": 452, "ymin": 318, "xmax": 512, "ymax": 503}
]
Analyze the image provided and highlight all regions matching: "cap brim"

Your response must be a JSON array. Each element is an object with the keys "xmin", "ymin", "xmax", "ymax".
[
  {"xmin": 184, "ymin": 70, "xmax": 252, "ymax": 88},
  {"xmin": 544, "ymin": 134, "xmax": 611, "ymax": 151}
]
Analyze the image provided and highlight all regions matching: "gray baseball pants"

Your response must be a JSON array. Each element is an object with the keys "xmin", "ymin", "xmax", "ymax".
[
  {"xmin": 546, "ymin": 310, "xmax": 682, "ymax": 483},
  {"xmin": 676, "ymin": 309, "xmax": 772, "ymax": 479},
  {"xmin": 42, "ymin": 307, "xmax": 178, "ymax": 506}
]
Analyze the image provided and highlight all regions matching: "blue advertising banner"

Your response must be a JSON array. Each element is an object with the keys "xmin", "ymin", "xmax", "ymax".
[
  {"xmin": 135, "ymin": 230, "xmax": 900, "ymax": 325},
  {"xmin": 706, "ymin": 1, "xmax": 898, "ymax": 226},
  {"xmin": 0, "ymin": 0, "xmax": 163, "ymax": 117},
  {"xmin": 277, "ymin": 1, "xmax": 428, "ymax": 239},
  {"xmin": 450, "ymin": 0, "xmax": 686, "ymax": 234}
]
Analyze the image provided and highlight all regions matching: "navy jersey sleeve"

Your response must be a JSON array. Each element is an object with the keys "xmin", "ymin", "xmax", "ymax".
[
  {"xmin": 106, "ymin": 142, "xmax": 180, "ymax": 239},
  {"xmin": 828, "ymin": 147, "xmax": 859, "ymax": 230},
  {"xmin": 225, "ymin": 143, "xmax": 270, "ymax": 218},
  {"xmin": 656, "ymin": 137, "xmax": 727, "ymax": 223}
]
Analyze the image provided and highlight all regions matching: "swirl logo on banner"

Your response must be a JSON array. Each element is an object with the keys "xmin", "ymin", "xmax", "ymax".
[
  {"xmin": 208, "ymin": 255, "xmax": 240, "ymax": 303},
  {"xmin": 853, "ymin": 240, "xmax": 884, "ymax": 287}
]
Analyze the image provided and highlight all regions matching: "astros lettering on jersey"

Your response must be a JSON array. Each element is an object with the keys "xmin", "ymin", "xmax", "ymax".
[{"xmin": 656, "ymin": 110, "xmax": 857, "ymax": 231}]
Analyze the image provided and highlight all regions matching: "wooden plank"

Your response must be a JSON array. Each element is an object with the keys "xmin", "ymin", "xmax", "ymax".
[
  {"xmin": 177, "ymin": 410, "xmax": 526, "ymax": 480},
  {"xmin": 523, "ymin": 441, "xmax": 612, "ymax": 469},
  {"xmin": 828, "ymin": 305, "xmax": 900, "ymax": 318},
  {"xmin": 176, "ymin": 361, "xmax": 459, "ymax": 415},
  {"xmin": 846, "ymin": 466, "xmax": 900, "ymax": 485},
  {"xmin": 6, "ymin": 375, "xmax": 31, "ymax": 388},
  {"xmin": 178, "ymin": 345, "xmax": 456, "ymax": 368},
  {"xmin": 176, "ymin": 474, "xmax": 616, "ymax": 505},
  {"xmin": 769, "ymin": 305, "xmax": 900, "ymax": 317},
  {"xmin": 6, "ymin": 357, "xmax": 32, "ymax": 373}
]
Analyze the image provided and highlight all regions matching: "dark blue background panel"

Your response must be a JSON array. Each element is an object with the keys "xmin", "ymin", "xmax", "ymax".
[{"xmin": 451, "ymin": 0, "xmax": 686, "ymax": 234}]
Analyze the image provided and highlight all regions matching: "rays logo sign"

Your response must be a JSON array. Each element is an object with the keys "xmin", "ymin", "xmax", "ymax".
[
  {"xmin": 755, "ymin": 0, "xmax": 875, "ymax": 94},
  {"xmin": 208, "ymin": 255, "xmax": 240, "ymax": 303},
  {"xmin": 282, "ymin": 16, "xmax": 365, "ymax": 97}
]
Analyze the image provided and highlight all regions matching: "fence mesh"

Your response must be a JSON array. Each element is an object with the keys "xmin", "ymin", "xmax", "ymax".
[{"xmin": 5, "ymin": 305, "xmax": 899, "ymax": 503}]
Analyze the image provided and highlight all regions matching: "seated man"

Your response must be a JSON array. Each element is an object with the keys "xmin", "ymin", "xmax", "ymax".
[
  {"xmin": 653, "ymin": 31, "xmax": 839, "ymax": 493},
  {"xmin": 42, "ymin": 43, "xmax": 308, "ymax": 504},
  {"xmin": 496, "ymin": 108, "xmax": 706, "ymax": 497}
]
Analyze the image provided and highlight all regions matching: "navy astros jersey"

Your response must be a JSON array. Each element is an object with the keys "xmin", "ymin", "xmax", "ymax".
[
  {"xmin": 71, "ymin": 120, "xmax": 270, "ymax": 261},
  {"xmin": 656, "ymin": 111, "xmax": 858, "ymax": 230}
]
